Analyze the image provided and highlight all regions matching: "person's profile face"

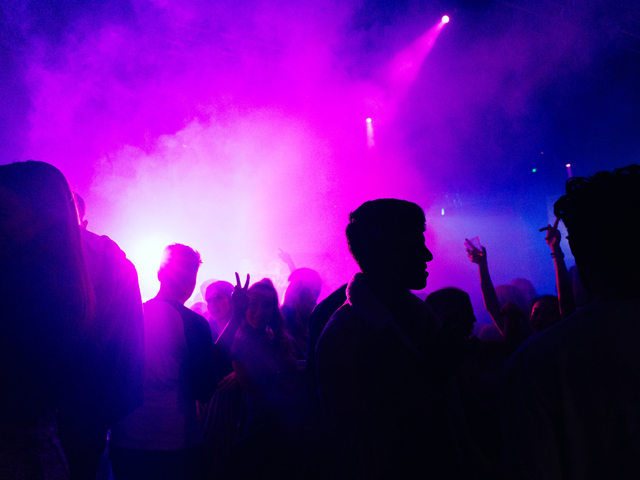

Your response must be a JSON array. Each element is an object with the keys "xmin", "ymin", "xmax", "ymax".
[
  {"xmin": 452, "ymin": 299, "xmax": 476, "ymax": 338},
  {"xmin": 246, "ymin": 289, "xmax": 276, "ymax": 330},
  {"xmin": 395, "ymin": 230, "xmax": 433, "ymax": 290},
  {"xmin": 206, "ymin": 291, "xmax": 232, "ymax": 321}
]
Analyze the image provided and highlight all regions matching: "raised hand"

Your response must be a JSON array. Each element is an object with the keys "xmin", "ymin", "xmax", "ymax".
[
  {"xmin": 231, "ymin": 272, "xmax": 250, "ymax": 314},
  {"xmin": 465, "ymin": 239, "xmax": 487, "ymax": 266},
  {"xmin": 277, "ymin": 248, "xmax": 296, "ymax": 273},
  {"xmin": 539, "ymin": 217, "xmax": 561, "ymax": 252}
]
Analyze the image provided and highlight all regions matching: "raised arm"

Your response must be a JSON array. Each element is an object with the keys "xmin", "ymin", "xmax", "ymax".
[
  {"xmin": 278, "ymin": 248, "xmax": 296, "ymax": 274},
  {"xmin": 540, "ymin": 218, "xmax": 575, "ymax": 319},
  {"xmin": 467, "ymin": 242, "xmax": 504, "ymax": 334},
  {"xmin": 212, "ymin": 272, "xmax": 250, "ymax": 369}
]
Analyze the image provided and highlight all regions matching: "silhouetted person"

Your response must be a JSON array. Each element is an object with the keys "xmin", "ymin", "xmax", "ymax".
[
  {"xmin": 501, "ymin": 165, "xmax": 640, "ymax": 479},
  {"xmin": 61, "ymin": 204, "xmax": 146, "ymax": 480},
  {"xmin": 0, "ymin": 161, "xmax": 96, "ymax": 478},
  {"xmin": 282, "ymin": 267, "xmax": 323, "ymax": 359},
  {"xmin": 316, "ymin": 199, "xmax": 467, "ymax": 479},
  {"xmin": 110, "ymin": 246, "xmax": 247, "ymax": 480},
  {"xmin": 230, "ymin": 278, "xmax": 298, "ymax": 480},
  {"xmin": 303, "ymin": 283, "xmax": 347, "ymax": 480},
  {"xmin": 201, "ymin": 280, "xmax": 241, "ymax": 480}
]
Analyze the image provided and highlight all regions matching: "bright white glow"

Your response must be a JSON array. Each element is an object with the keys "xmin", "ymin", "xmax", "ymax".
[
  {"xmin": 566, "ymin": 163, "xmax": 571, "ymax": 168},
  {"xmin": 126, "ymin": 235, "xmax": 172, "ymax": 300},
  {"xmin": 366, "ymin": 119, "xmax": 375, "ymax": 148},
  {"xmin": 442, "ymin": 15, "xmax": 450, "ymax": 24},
  {"xmin": 441, "ymin": 208, "xmax": 445, "ymax": 215}
]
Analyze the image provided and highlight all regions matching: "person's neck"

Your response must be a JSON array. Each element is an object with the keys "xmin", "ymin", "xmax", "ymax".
[
  {"xmin": 360, "ymin": 272, "xmax": 407, "ymax": 309},
  {"xmin": 155, "ymin": 286, "xmax": 186, "ymax": 304}
]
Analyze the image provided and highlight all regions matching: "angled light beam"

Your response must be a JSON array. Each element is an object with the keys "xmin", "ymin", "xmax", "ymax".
[{"xmin": 387, "ymin": 16, "xmax": 450, "ymax": 93}]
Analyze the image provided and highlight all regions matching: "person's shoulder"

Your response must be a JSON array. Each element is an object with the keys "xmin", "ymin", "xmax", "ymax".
[
  {"xmin": 170, "ymin": 300, "xmax": 209, "ymax": 326},
  {"xmin": 316, "ymin": 304, "xmax": 374, "ymax": 359},
  {"xmin": 81, "ymin": 229, "xmax": 137, "ymax": 274},
  {"xmin": 143, "ymin": 298, "xmax": 180, "ymax": 320},
  {"xmin": 321, "ymin": 303, "xmax": 361, "ymax": 337},
  {"xmin": 504, "ymin": 304, "xmax": 604, "ymax": 375}
]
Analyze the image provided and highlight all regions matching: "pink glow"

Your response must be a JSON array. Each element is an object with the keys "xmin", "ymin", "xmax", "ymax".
[
  {"xmin": 5, "ymin": 0, "xmax": 587, "ymax": 310},
  {"xmin": 442, "ymin": 15, "xmax": 450, "ymax": 24},
  {"xmin": 387, "ymin": 20, "xmax": 447, "ymax": 97}
]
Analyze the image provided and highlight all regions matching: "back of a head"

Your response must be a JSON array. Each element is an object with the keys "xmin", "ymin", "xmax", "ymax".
[
  {"xmin": 495, "ymin": 284, "xmax": 527, "ymax": 314},
  {"xmin": 158, "ymin": 244, "xmax": 201, "ymax": 292},
  {"xmin": 0, "ymin": 161, "xmax": 79, "ymax": 231},
  {"xmin": 284, "ymin": 268, "xmax": 322, "ymax": 306},
  {"xmin": 0, "ymin": 161, "xmax": 93, "ymax": 321},
  {"xmin": 346, "ymin": 198, "xmax": 425, "ymax": 271},
  {"xmin": 510, "ymin": 278, "xmax": 537, "ymax": 307},
  {"xmin": 555, "ymin": 165, "xmax": 640, "ymax": 288},
  {"xmin": 425, "ymin": 287, "xmax": 470, "ymax": 317}
]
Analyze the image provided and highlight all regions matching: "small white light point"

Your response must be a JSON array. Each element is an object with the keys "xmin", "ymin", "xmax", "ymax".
[
  {"xmin": 366, "ymin": 118, "xmax": 372, "ymax": 123},
  {"xmin": 442, "ymin": 15, "xmax": 450, "ymax": 24},
  {"xmin": 441, "ymin": 208, "xmax": 445, "ymax": 215}
]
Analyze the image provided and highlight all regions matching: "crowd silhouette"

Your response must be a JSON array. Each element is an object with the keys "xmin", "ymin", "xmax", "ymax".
[{"xmin": 1, "ymin": 160, "xmax": 640, "ymax": 480}]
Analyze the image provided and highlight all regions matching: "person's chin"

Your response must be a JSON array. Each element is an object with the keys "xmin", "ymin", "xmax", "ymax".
[{"xmin": 409, "ymin": 275, "xmax": 428, "ymax": 291}]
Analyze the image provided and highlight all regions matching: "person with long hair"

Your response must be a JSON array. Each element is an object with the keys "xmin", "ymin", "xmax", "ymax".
[
  {"xmin": 0, "ymin": 161, "xmax": 95, "ymax": 478},
  {"xmin": 230, "ymin": 278, "xmax": 298, "ymax": 479}
]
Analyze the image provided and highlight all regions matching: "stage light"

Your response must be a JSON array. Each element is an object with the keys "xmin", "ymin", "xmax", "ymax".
[
  {"xmin": 366, "ymin": 118, "xmax": 372, "ymax": 123},
  {"xmin": 442, "ymin": 15, "xmax": 450, "ymax": 24},
  {"xmin": 565, "ymin": 163, "xmax": 571, "ymax": 168},
  {"xmin": 532, "ymin": 168, "xmax": 537, "ymax": 173},
  {"xmin": 441, "ymin": 208, "xmax": 445, "ymax": 215}
]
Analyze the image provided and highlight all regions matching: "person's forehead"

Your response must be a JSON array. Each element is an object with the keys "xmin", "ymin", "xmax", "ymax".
[{"xmin": 206, "ymin": 292, "xmax": 227, "ymax": 301}]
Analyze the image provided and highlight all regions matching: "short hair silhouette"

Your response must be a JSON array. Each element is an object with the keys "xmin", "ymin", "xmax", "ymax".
[
  {"xmin": 205, "ymin": 280, "xmax": 234, "ymax": 301},
  {"xmin": 554, "ymin": 164, "xmax": 640, "ymax": 279},
  {"xmin": 425, "ymin": 287, "xmax": 470, "ymax": 317},
  {"xmin": 159, "ymin": 244, "xmax": 202, "ymax": 285},
  {"xmin": 346, "ymin": 198, "xmax": 425, "ymax": 271},
  {"xmin": 284, "ymin": 267, "xmax": 322, "ymax": 306}
]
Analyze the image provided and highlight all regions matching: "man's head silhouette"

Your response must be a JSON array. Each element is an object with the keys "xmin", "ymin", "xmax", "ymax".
[
  {"xmin": 157, "ymin": 244, "xmax": 202, "ymax": 304},
  {"xmin": 555, "ymin": 164, "xmax": 640, "ymax": 301},
  {"xmin": 346, "ymin": 198, "xmax": 433, "ymax": 291}
]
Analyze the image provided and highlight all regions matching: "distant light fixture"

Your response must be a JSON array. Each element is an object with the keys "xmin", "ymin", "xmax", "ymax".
[
  {"xmin": 532, "ymin": 168, "xmax": 537, "ymax": 173},
  {"xmin": 366, "ymin": 118, "xmax": 372, "ymax": 123},
  {"xmin": 442, "ymin": 15, "xmax": 450, "ymax": 23},
  {"xmin": 441, "ymin": 208, "xmax": 445, "ymax": 215},
  {"xmin": 566, "ymin": 163, "xmax": 571, "ymax": 168}
]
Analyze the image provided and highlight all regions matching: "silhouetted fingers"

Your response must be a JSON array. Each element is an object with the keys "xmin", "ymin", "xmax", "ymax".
[
  {"xmin": 244, "ymin": 274, "xmax": 250, "ymax": 290},
  {"xmin": 553, "ymin": 217, "xmax": 560, "ymax": 229},
  {"xmin": 235, "ymin": 272, "xmax": 241, "ymax": 288},
  {"xmin": 539, "ymin": 225, "xmax": 551, "ymax": 232}
]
